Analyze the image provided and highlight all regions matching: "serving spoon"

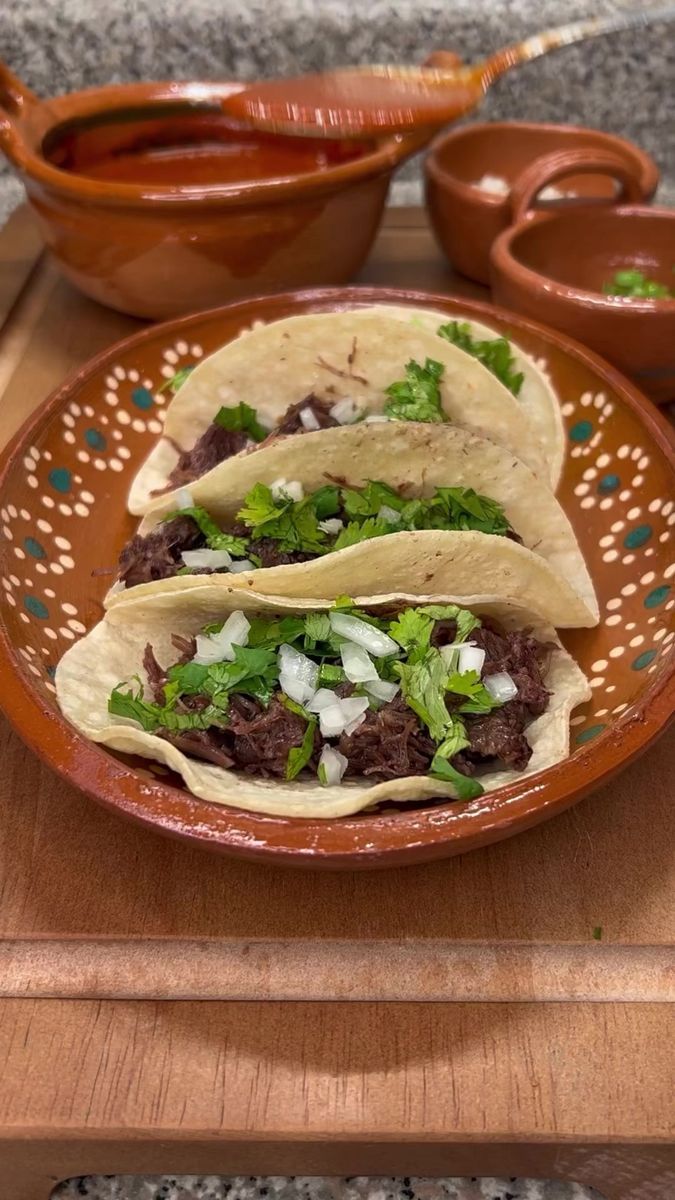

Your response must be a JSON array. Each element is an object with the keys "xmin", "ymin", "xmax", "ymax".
[{"xmin": 224, "ymin": 6, "xmax": 675, "ymax": 138}]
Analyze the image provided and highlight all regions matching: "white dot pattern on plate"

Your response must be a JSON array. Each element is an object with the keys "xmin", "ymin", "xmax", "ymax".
[{"xmin": 0, "ymin": 321, "xmax": 671, "ymax": 768}]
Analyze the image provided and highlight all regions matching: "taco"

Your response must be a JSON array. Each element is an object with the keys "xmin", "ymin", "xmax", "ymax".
[
  {"xmin": 128, "ymin": 307, "xmax": 554, "ymax": 514},
  {"xmin": 56, "ymin": 586, "xmax": 590, "ymax": 819},
  {"xmin": 372, "ymin": 304, "xmax": 565, "ymax": 488},
  {"xmin": 112, "ymin": 423, "xmax": 598, "ymax": 627}
]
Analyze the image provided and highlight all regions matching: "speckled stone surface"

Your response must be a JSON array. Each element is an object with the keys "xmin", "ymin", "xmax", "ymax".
[
  {"xmin": 1, "ymin": 0, "xmax": 674, "ymax": 221},
  {"xmin": 51, "ymin": 1176, "xmax": 606, "ymax": 1200},
  {"xmin": 0, "ymin": 4, "xmax": 668, "ymax": 1199}
]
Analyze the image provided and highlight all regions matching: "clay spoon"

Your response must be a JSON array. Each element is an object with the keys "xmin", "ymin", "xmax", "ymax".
[{"xmin": 224, "ymin": 6, "xmax": 675, "ymax": 138}]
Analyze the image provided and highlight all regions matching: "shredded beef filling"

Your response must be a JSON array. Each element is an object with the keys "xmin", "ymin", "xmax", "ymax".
[
  {"xmin": 272, "ymin": 394, "xmax": 339, "ymax": 436},
  {"xmin": 165, "ymin": 395, "xmax": 338, "ymax": 492},
  {"xmin": 119, "ymin": 516, "xmax": 205, "ymax": 589},
  {"xmin": 143, "ymin": 620, "xmax": 550, "ymax": 782},
  {"xmin": 168, "ymin": 424, "xmax": 250, "ymax": 491}
]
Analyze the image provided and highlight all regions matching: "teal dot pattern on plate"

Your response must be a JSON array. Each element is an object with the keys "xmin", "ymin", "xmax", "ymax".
[
  {"xmin": 569, "ymin": 419, "xmax": 593, "ymax": 443},
  {"xmin": 23, "ymin": 595, "xmax": 48, "ymax": 620},
  {"xmin": 645, "ymin": 585, "xmax": 671, "ymax": 608},
  {"xmin": 575, "ymin": 724, "xmax": 606, "ymax": 745},
  {"xmin": 598, "ymin": 473, "xmax": 620, "ymax": 494},
  {"xmin": 632, "ymin": 650, "xmax": 658, "ymax": 670},
  {"xmin": 624, "ymin": 524, "xmax": 652, "ymax": 549},
  {"xmin": 24, "ymin": 537, "xmax": 45, "ymax": 559},
  {"xmin": 85, "ymin": 428, "xmax": 107, "ymax": 451},
  {"xmin": 132, "ymin": 387, "xmax": 154, "ymax": 410},
  {"xmin": 48, "ymin": 467, "xmax": 71, "ymax": 493}
]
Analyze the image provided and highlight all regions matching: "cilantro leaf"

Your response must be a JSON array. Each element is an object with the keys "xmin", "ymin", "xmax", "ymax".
[
  {"xmin": 393, "ymin": 648, "xmax": 452, "ymax": 741},
  {"xmin": 429, "ymin": 754, "xmax": 484, "ymax": 799},
  {"xmin": 437, "ymin": 321, "xmax": 524, "ymax": 397},
  {"xmin": 214, "ymin": 402, "xmax": 267, "ymax": 442},
  {"xmin": 285, "ymin": 717, "xmax": 317, "ymax": 780},
  {"xmin": 166, "ymin": 505, "xmax": 249, "ymax": 557},
  {"xmin": 418, "ymin": 604, "xmax": 481, "ymax": 643},
  {"xmin": 247, "ymin": 615, "xmax": 306, "ymax": 650},
  {"xmin": 311, "ymin": 485, "xmax": 341, "ymax": 519},
  {"xmin": 341, "ymin": 480, "xmax": 405, "ymax": 520},
  {"xmin": 108, "ymin": 683, "xmax": 225, "ymax": 733},
  {"xmin": 303, "ymin": 613, "xmax": 331, "ymax": 644},
  {"xmin": 158, "ymin": 365, "xmax": 195, "ymax": 395},
  {"xmin": 428, "ymin": 720, "xmax": 484, "ymax": 799},
  {"xmin": 389, "ymin": 609, "xmax": 434, "ymax": 661},
  {"xmin": 333, "ymin": 517, "xmax": 392, "ymax": 551},
  {"xmin": 446, "ymin": 669, "xmax": 502, "ymax": 715},
  {"xmin": 279, "ymin": 695, "xmax": 313, "ymax": 720},
  {"xmin": 383, "ymin": 357, "xmax": 448, "ymax": 423},
  {"xmin": 237, "ymin": 484, "xmax": 327, "ymax": 555}
]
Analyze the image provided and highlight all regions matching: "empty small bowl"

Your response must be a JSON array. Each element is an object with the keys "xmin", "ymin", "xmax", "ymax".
[
  {"xmin": 424, "ymin": 121, "xmax": 659, "ymax": 285},
  {"xmin": 490, "ymin": 152, "xmax": 675, "ymax": 404}
]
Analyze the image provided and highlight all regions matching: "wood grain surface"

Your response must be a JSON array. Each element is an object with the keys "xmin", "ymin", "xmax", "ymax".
[{"xmin": 0, "ymin": 205, "xmax": 672, "ymax": 1200}]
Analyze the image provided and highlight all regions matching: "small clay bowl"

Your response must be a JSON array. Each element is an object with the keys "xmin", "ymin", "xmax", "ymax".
[
  {"xmin": 490, "ymin": 154, "xmax": 675, "ymax": 404},
  {"xmin": 0, "ymin": 286, "xmax": 673, "ymax": 869},
  {"xmin": 0, "ymin": 62, "xmax": 425, "ymax": 320},
  {"xmin": 424, "ymin": 121, "xmax": 659, "ymax": 285}
]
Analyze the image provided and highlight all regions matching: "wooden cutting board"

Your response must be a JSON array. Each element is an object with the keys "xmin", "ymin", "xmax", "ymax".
[{"xmin": 0, "ymin": 205, "xmax": 672, "ymax": 1200}]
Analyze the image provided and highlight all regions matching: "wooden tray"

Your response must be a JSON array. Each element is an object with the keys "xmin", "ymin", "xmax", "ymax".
[{"xmin": 0, "ymin": 206, "xmax": 673, "ymax": 1200}]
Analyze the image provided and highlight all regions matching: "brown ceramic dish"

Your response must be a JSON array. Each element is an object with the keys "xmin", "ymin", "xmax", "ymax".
[
  {"xmin": 490, "ymin": 183, "xmax": 675, "ymax": 405},
  {"xmin": 0, "ymin": 62, "xmax": 424, "ymax": 320},
  {"xmin": 424, "ymin": 121, "xmax": 659, "ymax": 284},
  {"xmin": 0, "ymin": 287, "xmax": 673, "ymax": 869}
]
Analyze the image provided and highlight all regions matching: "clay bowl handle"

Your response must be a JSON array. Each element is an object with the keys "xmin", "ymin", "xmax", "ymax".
[
  {"xmin": 509, "ymin": 147, "xmax": 647, "ymax": 225},
  {"xmin": 0, "ymin": 62, "xmax": 38, "ymax": 170}
]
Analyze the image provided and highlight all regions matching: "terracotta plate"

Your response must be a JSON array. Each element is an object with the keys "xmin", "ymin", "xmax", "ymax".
[{"xmin": 0, "ymin": 287, "xmax": 672, "ymax": 868}]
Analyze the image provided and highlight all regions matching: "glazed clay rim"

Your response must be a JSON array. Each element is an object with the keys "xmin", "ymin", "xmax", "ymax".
[
  {"xmin": 425, "ymin": 120, "xmax": 660, "ymax": 208},
  {"xmin": 0, "ymin": 285, "xmax": 673, "ymax": 866},
  {"xmin": 10, "ymin": 80, "xmax": 423, "ymax": 208},
  {"xmin": 491, "ymin": 204, "xmax": 675, "ymax": 312}
]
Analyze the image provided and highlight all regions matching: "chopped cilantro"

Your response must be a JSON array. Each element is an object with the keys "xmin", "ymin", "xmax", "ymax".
[
  {"xmin": 389, "ymin": 609, "xmax": 434, "ymax": 661},
  {"xmin": 429, "ymin": 721, "xmax": 484, "ymax": 799},
  {"xmin": 592, "ymin": 925, "xmax": 603, "ymax": 941},
  {"xmin": 384, "ymin": 358, "xmax": 448, "ymax": 423},
  {"xmin": 318, "ymin": 662, "xmax": 346, "ymax": 686},
  {"xmin": 333, "ymin": 516, "xmax": 392, "ymax": 551},
  {"xmin": 108, "ymin": 682, "xmax": 225, "ymax": 733},
  {"xmin": 418, "ymin": 604, "xmax": 481, "ymax": 643},
  {"xmin": 279, "ymin": 695, "xmax": 313, "ymax": 720},
  {"xmin": 394, "ymin": 648, "xmax": 453, "ymax": 741},
  {"xmin": 602, "ymin": 269, "xmax": 673, "ymax": 299},
  {"xmin": 285, "ymin": 717, "xmax": 317, "ymax": 780},
  {"xmin": 341, "ymin": 480, "xmax": 405, "ymax": 520},
  {"xmin": 437, "ymin": 321, "xmax": 524, "ymax": 397},
  {"xmin": 166, "ymin": 505, "xmax": 249, "ymax": 557},
  {"xmin": 158, "ymin": 365, "xmax": 195, "ymax": 395},
  {"xmin": 237, "ymin": 483, "xmax": 328, "ymax": 555},
  {"xmin": 303, "ymin": 613, "xmax": 331, "ymax": 644},
  {"xmin": 214, "ymin": 402, "xmax": 267, "ymax": 442},
  {"xmin": 446, "ymin": 669, "xmax": 501, "ymax": 715}
]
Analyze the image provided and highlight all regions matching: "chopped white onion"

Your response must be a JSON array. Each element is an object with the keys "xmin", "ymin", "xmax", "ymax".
[
  {"xmin": 329, "ymin": 611, "xmax": 398, "ymax": 657},
  {"xmin": 270, "ymin": 477, "xmax": 304, "ymax": 503},
  {"xmin": 174, "ymin": 487, "xmax": 195, "ymax": 510},
  {"xmin": 307, "ymin": 688, "xmax": 340, "ymax": 713},
  {"xmin": 439, "ymin": 640, "xmax": 475, "ymax": 668},
  {"xmin": 318, "ymin": 517, "xmax": 344, "ymax": 535},
  {"xmin": 457, "ymin": 644, "xmax": 486, "ymax": 676},
  {"xmin": 330, "ymin": 397, "xmax": 362, "ymax": 425},
  {"xmin": 318, "ymin": 745, "xmax": 348, "ymax": 786},
  {"xmin": 181, "ymin": 547, "xmax": 232, "ymax": 570},
  {"xmin": 193, "ymin": 610, "xmax": 250, "ymax": 665},
  {"xmin": 377, "ymin": 504, "xmax": 402, "ymax": 525},
  {"xmin": 278, "ymin": 643, "xmax": 319, "ymax": 704},
  {"xmin": 365, "ymin": 679, "xmax": 400, "ymax": 703},
  {"xmin": 340, "ymin": 642, "xmax": 379, "ymax": 683},
  {"xmin": 484, "ymin": 671, "xmax": 518, "ymax": 702},
  {"xmin": 227, "ymin": 558, "xmax": 255, "ymax": 573},
  {"xmin": 319, "ymin": 695, "xmax": 369, "ymax": 738},
  {"xmin": 319, "ymin": 703, "xmax": 350, "ymax": 738},
  {"xmin": 299, "ymin": 407, "xmax": 321, "ymax": 431},
  {"xmin": 362, "ymin": 413, "xmax": 391, "ymax": 424}
]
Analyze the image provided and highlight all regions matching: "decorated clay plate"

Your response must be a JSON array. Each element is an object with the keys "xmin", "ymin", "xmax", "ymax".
[{"xmin": 0, "ymin": 287, "xmax": 672, "ymax": 868}]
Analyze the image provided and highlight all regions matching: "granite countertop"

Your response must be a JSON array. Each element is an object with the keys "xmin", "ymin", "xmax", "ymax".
[
  {"xmin": 53, "ymin": 1176, "xmax": 605, "ymax": 1199},
  {"xmin": 1, "ymin": 3, "xmax": 671, "ymax": 1199}
]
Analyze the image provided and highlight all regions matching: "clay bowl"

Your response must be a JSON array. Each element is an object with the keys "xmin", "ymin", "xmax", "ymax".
[
  {"xmin": 0, "ymin": 287, "xmax": 673, "ymax": 869},
  {"xmin": 424, "ymin": 121, "xmax": 659, "ymax": 285},
  {"xmin": 0, "ymin": 62, "xmax": 424, "ymax": 320},
  {"xmin": 491, "ymin": 193, "xmax": 675, "ymax": 405}
]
